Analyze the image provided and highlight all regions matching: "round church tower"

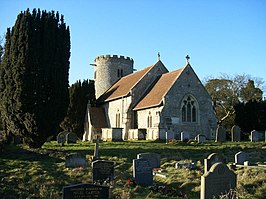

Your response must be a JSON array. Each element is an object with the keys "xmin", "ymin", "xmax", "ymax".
[{"xmin": 94, "ymin": 55, "xmax": 134, "ymax": 99}]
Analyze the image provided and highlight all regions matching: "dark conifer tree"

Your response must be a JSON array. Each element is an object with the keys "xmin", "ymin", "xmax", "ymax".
[
  {"xmin": 0, "ymin": 9, "xmax": 70, "ymax": 148},
  {"xmin": 61, "ymin": 80, "xmax": 95, "ymax": 139}
]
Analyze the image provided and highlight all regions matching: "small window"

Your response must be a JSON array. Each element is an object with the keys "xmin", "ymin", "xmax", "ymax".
[
  {"xmin": 116, "ymin": 110, "xmax": 120, "ymax": 128},
  {"xmin": 147, "ymin": 112, "xmax": 152, "ymax": 128}
]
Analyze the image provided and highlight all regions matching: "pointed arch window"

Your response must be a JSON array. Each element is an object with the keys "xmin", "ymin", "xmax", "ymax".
[
  {"xmin": 181, "ymin": 95, "xmax": 198, "ymax": 123},
  {"xmin": 147, "ymin": 112, "xmax": 152, "ymax": 128},
  {"xmin": 116, "ymin": 110, "xmax": 120, "ymax": 128}
]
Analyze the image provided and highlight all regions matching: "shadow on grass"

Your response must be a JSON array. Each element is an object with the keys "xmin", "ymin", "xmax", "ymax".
[{"xmin": 0, "ymin": 145, "xmax": 80, "ymax": 198}]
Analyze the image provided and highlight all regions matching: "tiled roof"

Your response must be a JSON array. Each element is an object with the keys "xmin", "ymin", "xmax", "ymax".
[
  {"xmin": 89, "ymin": 107, "xmax": 108, "ymax": 128},
  {"xmin": 98, "ymin": 65, "xmax": 154, "ymax": 102},
  {"xmin": 134, "ymin": 66, "xmax": 186, "ymax": 110}
]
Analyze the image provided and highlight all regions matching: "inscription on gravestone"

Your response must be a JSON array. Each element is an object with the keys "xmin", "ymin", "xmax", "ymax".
[
  {"xmin": 137, "ymin": 152, "xmax": 160, "ymax": 169},
  {"xmin": 201, "ymin": 163, "xmax": 236, "ymax": 199},
  {"xmin": 133, "ymin": 159, "xmax": 153, "ymax": 186},
  {"xmin": 62, "ymin": 183, "xmax": 109, "ymax": 199},
  {"xmin": 92, "ymin": 160, "xmax": 114, "ymax": 183}
]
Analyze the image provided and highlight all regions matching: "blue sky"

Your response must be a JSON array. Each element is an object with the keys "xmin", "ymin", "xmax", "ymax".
[{"xmin": 1, "ymin": 0, "xmax": 266, "ymax": 94}]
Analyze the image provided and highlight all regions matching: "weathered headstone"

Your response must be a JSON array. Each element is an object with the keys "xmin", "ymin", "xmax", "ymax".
[
  {"xmin": 231, "ymin": 125, "xmax": 241, "ymax": 142},
  {"xmin": 215, "ymin": 126, "xmax": 226, "ymax": 142},
  {"xmin": 92, "ymin": 160, "xmax": 114, "ymax": 183},
  {"xmin": 201, "ymin": 162, "xmax": 237, "ymax": 199},
  {"xmin": 65, "ymin": 153, "xmax": 88, "ymax": 168},
  {"xmin": 137, "ymin": 152, "xmax": 160, "ymax": 168},
  {"xmin": 181, "ymin": 131, "xmax": 190, "ymax": 142},
  {"xmin": 66, "ymin": 132, "xmax": 77, "ymax": 144},
  {"xmin": 133, "ymin": 159, "xmax": 153, "ymax": 186},
  {"xmin": 57, "ymin": 131, "xmax": 69, "ymax": 145},
  {"xmin": 62, "ymin": 183, "xmax": 109, "ymax": 199},
  {"xmin": 204, "ymin": 153, "xmax": 226, "ymax": 173},
  {"xmin": 196, "ymin": 134, "xmax": 206, "ymax": 143},
  {"xmin": 235, "ymin": 151, "xmax": 248, "ymax": 165},
  {"xmin": 251, "ymin": 130, "xmax": 260, "ymax": 142}
]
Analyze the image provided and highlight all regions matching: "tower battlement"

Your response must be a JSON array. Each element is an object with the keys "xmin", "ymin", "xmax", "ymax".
[
  {"xmin": 94, "ymin": 54, "xmax": 134, "ymax": 99},
  {"xmin": 94, "ymin": 55, "xmax": 134, "ymax": 63}
]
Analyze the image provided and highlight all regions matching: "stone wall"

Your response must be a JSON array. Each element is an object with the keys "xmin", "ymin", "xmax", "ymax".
[
  {"xmin": 161, "ymin": 65, "xmax": 217, "ymax": 139},
  {"xmin": 94, "ymin": 55, "xmax": 134, "ymax": 99}
]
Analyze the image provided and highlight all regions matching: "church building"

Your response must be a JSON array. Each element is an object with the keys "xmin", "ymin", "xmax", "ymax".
[{"xmin": 83, "ymin": 54, "xmax": 217, "ymax": 141}]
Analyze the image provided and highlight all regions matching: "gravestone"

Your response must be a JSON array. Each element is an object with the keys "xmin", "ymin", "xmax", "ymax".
[
  {"xmin": 204, "ymin": 153, "xmax": 226, "ymax": 173},
  {"xmin": 137, "ymin": 153, "xmax": 160, "ymax": 168},
  {"xmin": 92, "ymin": 160, "xmax": 114, "ymax": 183},
  {"xmin": 57, "ymin": 131, "xmax": 69, "ymax": 145},
  {"xmin": 215, "ymin": 126, "xmax": 226, "ymax": 142},
  {"xmin": 133, "ymin": 159, "xmax": 153, "ymax": 186},
  {"xmin": 235, "ymin": 151, "xmax": 248, "ymax": 165},
  {"xmin": 201, "ymin": 162, "xmax": 236, "ymax": 199},
  {"xmin": 196, "ymin": 134, "xmax": 206, "ymax": 143},
  {"xmin": 66, "ymin": 132, "xmax": 77, "ymax": 144},
  {"xmin": 231, "ymin": 125, "xmax": 241, "ymax": 142},
  {"xmin": 181, "ymin": 131, "xmax": 190, "ymax": 142},
  {"xmin": 251, "ymin": 130, "xmax": 260, "ymax": 142},
  {"xmin": 62, "ymin": 183, "xmax": 109, "ymax": 199},
  {"xmin": 65, "ymin": 153, "xmax": 88, "ymax": 168}
]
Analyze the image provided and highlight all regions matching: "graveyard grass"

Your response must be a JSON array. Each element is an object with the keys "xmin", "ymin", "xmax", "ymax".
[{"xmin": 1, "ymin": 141, "xmax": 266, "ymax": 198}]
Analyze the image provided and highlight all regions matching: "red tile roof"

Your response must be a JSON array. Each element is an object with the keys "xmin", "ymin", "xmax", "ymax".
[
  {"xmin": 134, "ymin": 66, "xmax": 186, "ymax": 110},
  {"xmin": 98, "ymin": 65, "xmax": 154, "ymax": 102}
]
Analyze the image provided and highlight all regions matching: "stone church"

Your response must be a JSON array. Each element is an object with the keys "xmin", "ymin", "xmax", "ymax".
[{"xmin": 83, "ymin": 54, "xmax": 217, "ymax": 141}]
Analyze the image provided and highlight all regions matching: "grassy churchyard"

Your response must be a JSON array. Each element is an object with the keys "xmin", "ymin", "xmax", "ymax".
[{"xmin": 0, "ymin": 140, "xmax": 266, "ymax": 198}]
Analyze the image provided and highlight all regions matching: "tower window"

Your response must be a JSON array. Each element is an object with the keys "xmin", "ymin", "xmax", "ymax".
[{"xmin": 117, "ymin": 69, "xmax": 124, "ymax": 78}]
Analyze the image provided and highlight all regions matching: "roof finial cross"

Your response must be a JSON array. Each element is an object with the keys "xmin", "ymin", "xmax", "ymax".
[
  {"xmin": 158, "ymin": 52, "xmax": 160, "ymax": 61},
  {"xmin": 186, "ymin": 55, "xmax": 190, "ymax": 64}
]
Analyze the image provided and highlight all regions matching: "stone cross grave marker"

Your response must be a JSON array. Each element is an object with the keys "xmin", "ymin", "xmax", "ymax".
[
  {"xmin": 181, "ymin": 131, "xmax": 190, "ymax": 142},
  {"xmin": 201, "ymin": 162, "xmax": 236, "ymax": 199},
  {"xmin": 231, "ymin": 125, "xmax": 241, "ymax": 142},
  {"xmin": 251, "ymin": 130, "xmax": 260, "ymax": 142},
  {"xmin": 235, "ymin": 151, "xmax": 248, "ymax": 165},
  {"xmin": 204, "ymin": 153, "xmax": 226, "ymax": 174},
  {"xmin": 137, "ymin": 152, "xmax": 160, "ymax": 169},
  {"xmin": 62, "ymin": 183, "xmax": 109, "ymax": 199},
  {"xmin": 215, "ymin": 126, "xmax": 226, "ymax": 142},
  {"xmin": 65, "ymin": 153, "xmax": 88, "ymax": 168},
  {"xmin": 196, "ymin": 134, "xmax": 206, "ymax": 143},
  {"xmin": 92, "ymin": 160, "xmax": 114, "ymax": 184},
  {"xmin": 66, "ymin": 132, "xmax": 77, "ymax": 144},
  {"xmin": 133, "ymin": 158, "xmax": 153, "ymax": 186}
]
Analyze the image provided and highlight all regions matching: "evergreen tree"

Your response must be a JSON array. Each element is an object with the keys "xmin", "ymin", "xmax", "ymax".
[
  {"xmin": 0, "ymin": 9, "xmax": 70, "ymax": 148},
  {"xmin": 235, "ymin": 100, "xmax": 266, "ymax": 133},
  {"xmin": 61, "ymin": 80, "xmax": 95, "ymax": 139}
]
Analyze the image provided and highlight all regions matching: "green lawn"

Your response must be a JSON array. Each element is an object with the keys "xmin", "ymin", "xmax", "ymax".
[{"xmin": 0, "ymin": 140, "xmax": 266, "ymax": 198}]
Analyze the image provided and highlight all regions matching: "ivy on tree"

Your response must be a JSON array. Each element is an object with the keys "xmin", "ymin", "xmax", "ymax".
[{"xmin": 0, "ymin": 9, "xmax": 70, "ymax": 148}]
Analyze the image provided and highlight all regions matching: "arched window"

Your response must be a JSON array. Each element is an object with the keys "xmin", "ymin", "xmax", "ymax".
[
  {"xmin": 181, "ymin": 95, "xmax": 198, "ymax": 123},
  {"xmin": 147, "ymin": 112, "xmax": 152, "ymax": 128},
  {"xmin": 116, "ymin": 110, "xmax": 120, "ymax": 128}
]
